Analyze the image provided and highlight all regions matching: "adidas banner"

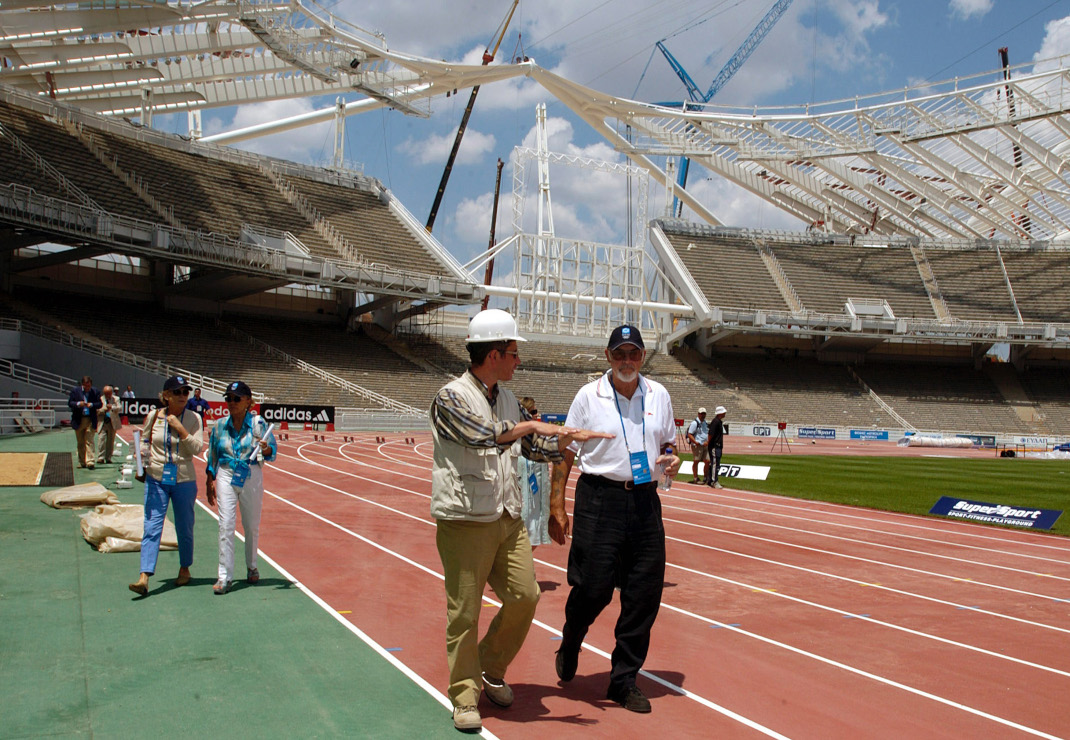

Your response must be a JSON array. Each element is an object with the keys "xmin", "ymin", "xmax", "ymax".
[{"xmin": 260, "ymin": 404, "xmax": 335, "ymax": 426}]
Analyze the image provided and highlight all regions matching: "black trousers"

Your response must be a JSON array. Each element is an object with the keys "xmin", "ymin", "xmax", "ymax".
[
  {"xmin": 561, "ymin": 475, "xmax": 665, "ymax": 691},
  {"xmin": 704, "ymin": 446, "xmax": 723, "ymax": 483}
]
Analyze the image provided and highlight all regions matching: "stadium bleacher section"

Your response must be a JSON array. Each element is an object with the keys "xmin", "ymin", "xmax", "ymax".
[{"xmin": 3, "ymin": 90, "xmax": 1070, "ymax": 439}]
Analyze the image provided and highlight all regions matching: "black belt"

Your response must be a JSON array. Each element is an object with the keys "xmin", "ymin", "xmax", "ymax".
[{"xmin": 579, "ymin": 473, "xmax": 656, "ymax": 492}]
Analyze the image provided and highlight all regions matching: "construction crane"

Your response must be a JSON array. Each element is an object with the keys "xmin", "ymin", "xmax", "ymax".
[
  {"xmin": 425, "ymin": 0, "xmax": 519, "ymax": 233},
  {"xmin": 655, "ymin": 0, "xmax": 795, "ymax": 216}
]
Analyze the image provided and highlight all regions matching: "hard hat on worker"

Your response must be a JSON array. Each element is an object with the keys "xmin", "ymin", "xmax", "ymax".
[{"xmin": 467, "ymin": 309, "xmax": 527, "ymax": 344}]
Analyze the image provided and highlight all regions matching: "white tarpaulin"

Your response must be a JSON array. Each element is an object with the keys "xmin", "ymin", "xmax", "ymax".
[
  {"xmin": 40, "ymin": 482, "xmax": 119, "ymax": 509},
  {"xmin": 80, "ymin": 503, "xmax": 177, "ymax": 553}
]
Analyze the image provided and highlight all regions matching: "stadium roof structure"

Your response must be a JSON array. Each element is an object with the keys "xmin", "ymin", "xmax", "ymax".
[
  {"xmin": 6, "ymin": 0, "xmax": 1070, "ymax": 352},
  {"xmin": 7, "ymin": 0, "xmax": 1070, "ymax": 243}
]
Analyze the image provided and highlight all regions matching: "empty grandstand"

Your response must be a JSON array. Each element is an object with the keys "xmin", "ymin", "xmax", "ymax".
[{"xmin": 2, "ymin": 0, "xmax": 1070, "ymax": 446}]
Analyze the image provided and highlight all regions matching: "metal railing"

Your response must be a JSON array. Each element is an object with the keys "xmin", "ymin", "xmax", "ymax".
[
  {"xmin": 214, "ymin": 319, "xmax": 420, "ymax": 414},
  {"xmin": 0, "ymin": 318, "xmax": 246, "ymax": 399}
]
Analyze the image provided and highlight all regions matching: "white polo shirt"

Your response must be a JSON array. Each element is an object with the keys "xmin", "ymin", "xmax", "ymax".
[{"xmin": 565, "ymin": 370, "xmax": 676, "ymax": 483}]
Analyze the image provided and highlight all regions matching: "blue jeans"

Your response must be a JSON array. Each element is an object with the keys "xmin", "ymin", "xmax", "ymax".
[{"xmin": 140, "ymin": 477, "xmax": 197, "ymax": 574}]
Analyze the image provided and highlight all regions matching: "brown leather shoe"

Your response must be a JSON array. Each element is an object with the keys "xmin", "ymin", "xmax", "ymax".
[
  {"xmin": 128, "ymin": 581, "xmax": 148, "ymax": 596},
  {"xmin": 174, "ymin": 570, "xmax": 191, "ymax": 587}
]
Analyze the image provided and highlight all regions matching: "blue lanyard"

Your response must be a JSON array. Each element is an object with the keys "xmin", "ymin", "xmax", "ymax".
[
  {"xmin": 165, "ymin": 414, "xmax": 173, "ymax": 463},
  {"xmin": 609, "ymin": 371, "xmax": 645, "ymax": 455}
]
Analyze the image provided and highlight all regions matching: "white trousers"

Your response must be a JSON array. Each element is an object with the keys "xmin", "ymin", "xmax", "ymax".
[{"xmin": 215, "ymin": 464, "xmax": 264, "ymax": 582}]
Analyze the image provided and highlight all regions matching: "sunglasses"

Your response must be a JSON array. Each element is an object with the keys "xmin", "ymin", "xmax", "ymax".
[
  {"xmin": 610, "ymin": 348, "xmax": 643, "ymax": 361},
  {"xmin": 171, "ymin": 388, "xmax": 190, "ymax": 396},
  {"xmin": 224, "ymin": 395, "xmax": 245, "ymax": 403}
]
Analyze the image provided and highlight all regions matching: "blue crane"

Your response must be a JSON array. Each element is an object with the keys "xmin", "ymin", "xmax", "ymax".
[{"xmin": 655, "ymin": 0, "xmax": 795, "ymax": 216}]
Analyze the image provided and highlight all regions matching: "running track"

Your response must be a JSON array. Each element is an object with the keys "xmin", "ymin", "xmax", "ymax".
[{"xmin": 161, "ymin": 431, "xmax": 1070, "ymax": 738}]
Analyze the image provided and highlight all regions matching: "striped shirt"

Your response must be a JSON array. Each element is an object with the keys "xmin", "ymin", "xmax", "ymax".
[
  {"xmin": 431, "ymin": 371, "xmax": 563, "ymax": 463},
  {"xmin": 205, "ymin": 412, "xmax": 277, "ymax": 478}
]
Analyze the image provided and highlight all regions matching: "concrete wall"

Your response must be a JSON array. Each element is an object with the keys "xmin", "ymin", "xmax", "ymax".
[{"xmin": 17, "ymin": 333, "xmax": 163, "ymax": 398}]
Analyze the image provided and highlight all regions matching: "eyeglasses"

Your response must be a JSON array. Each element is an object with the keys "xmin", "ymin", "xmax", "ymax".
[
  {"xmin": 172, "ymin": 388, "xmax": 190, "ymax": 396},
  {"xmin": 502, "ymin": 350, "xmax": 520, "ymax": 359},
  {"xmin": 224, "ymin": 395, "xmax": 243, "ymax": 403},
  {"xmin": 610, "ymin": 348, "xmax": 643, "ymax": 362}
]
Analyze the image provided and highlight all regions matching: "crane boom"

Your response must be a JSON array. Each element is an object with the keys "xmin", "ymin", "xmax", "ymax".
[
  {"xmin": 653, "ymin": 0, "xmax": 795, "ymax": 216},
  {"xmin": 704, "ymin": 0, "xmax": 795, "ymax": 101},
  {"xmin": 425, "ymin": 0, "xmax": 519, "ymax": 233}
]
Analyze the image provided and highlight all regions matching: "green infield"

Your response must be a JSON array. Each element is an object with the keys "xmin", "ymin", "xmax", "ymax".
[{"xmin": 679, "ymin": 454, "xmax": 1070, "ymax": 537}]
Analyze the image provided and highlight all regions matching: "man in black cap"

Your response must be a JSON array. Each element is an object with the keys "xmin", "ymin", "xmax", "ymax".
[{"xmin": 548, "ymin": 324, "xmax": 679, "ymax": 714}]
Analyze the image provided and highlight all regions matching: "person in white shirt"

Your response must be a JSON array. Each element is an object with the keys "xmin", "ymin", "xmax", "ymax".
[
  {"xmin": 685, "ymin": 408, "xmax": 709, "ymax": 483},
  {"xmin": 548, "ymin": 324, "xmax": 680, "ymax": 714}
]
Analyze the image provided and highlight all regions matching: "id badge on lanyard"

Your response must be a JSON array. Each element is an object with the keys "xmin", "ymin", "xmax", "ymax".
[
  {"xmin": 612, "ymin": 373, "xmax": 651, "ymax": 486},
  {"xmin": 231, "ymin": 461, "xmax": 250, "ymax": 488},
  {"xmin": 629, "ymin": 451, "xmax": 653, "ymax": 485}
]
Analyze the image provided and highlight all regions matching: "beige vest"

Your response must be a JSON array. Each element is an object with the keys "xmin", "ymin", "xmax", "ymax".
[{"xmin": 429, "ymin": 373, "xmax": 522, "ymax": 522}]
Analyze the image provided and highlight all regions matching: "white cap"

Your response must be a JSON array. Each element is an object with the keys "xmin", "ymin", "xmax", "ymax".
[
  {"xmin": 698, "ymin": 407, "xmax": 707, "ymax": 414},
  {"xmin": 467, "ymin": 309, "xmax": 526, "ymax": 343},
  {"xmin": 715, "ymin": 405, "xmax": 727, "ymax": 415}
]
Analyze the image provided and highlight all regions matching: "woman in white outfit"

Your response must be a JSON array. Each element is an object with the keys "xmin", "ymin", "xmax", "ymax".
[{"xmin": 204, "ymin": 381, "xmax": 276, "ymax": 595}]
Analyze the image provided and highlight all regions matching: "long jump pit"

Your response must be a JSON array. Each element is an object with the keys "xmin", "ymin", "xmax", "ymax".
[{"xmin": 0, "ymin": 452, "xmax": 75, "ymax": 486}]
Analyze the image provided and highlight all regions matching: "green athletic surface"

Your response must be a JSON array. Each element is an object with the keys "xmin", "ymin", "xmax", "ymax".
[
  {"xmin": 678, "ymin": 452, "xmax": 1070, "ymax": 537},
  {"xmin": 0, "ymin": 430, "xmax": 456, "ymax": 739}
]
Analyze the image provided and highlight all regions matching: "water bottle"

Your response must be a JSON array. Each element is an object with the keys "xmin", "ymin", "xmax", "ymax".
[{"xmin": 658, "ymin": 446, "xmax": 673, "ymax": 490}]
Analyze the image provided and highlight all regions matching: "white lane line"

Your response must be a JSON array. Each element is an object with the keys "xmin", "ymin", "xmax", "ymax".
[
  {"xmin": 664, "ymin": 531, "xmax": 1070, "ymax": 636},
  {"xmin": 664, "ymin": 535, "xmax": 1070, "ymax": 677},
  {"xmin": 293, "ymin": 447, "xmax": 1070, "ymax": 607},
  {"xmin": 655, "ymin": 588, "xmax": 1063, "ymax": 740},
  {"xmin": 663, "ymin": 489, "xmax": 1070, "ymax": 567},
  {"xmin": 191, "ymin": 497, "xmax": 499, "ymax": 739},
  {"xmin": 664, "ymin": 513, "xmax": 1068, "ymax": 603},
  {"xmin": 267, "ymin": 453, "xmax": 1065, "ymax": 737},
  {"xmin": 687, "ymin": 485, "xmax": 1070, "ymax": 553},
  {"xmin": 258, "ymin": 474, "xmax": 786, "ymax": 738},
  {"xmin": 660, "ymin": 501, "xmax": 1070, "ymax": 584}
]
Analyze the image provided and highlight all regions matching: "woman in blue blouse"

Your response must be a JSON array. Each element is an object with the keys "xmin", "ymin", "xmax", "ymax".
[{"xmin": 205, "ymin": 381, "xmax": 277, "ymax": 595}]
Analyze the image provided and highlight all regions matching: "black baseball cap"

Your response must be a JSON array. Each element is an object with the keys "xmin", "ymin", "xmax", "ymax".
[
  {"xmin": 607, "ymin": 325, "xmax": 645, "ymax": 351},
  {"xmin": 226, "ymin": 380, "xmax": 252, "ymax": 398},
  {"xmin": 163, "ymin": 375, "xmax": 192, "ymax": 393}
]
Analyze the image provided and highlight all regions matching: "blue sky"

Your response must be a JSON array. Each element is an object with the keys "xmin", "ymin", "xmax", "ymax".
[{"xmin": 162, "ymin": 0, "xmax": 1070, "ymax": 267}]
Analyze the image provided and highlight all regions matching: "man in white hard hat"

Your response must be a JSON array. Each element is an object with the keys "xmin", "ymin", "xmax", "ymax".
[
  {"xmin": 429, "ymin": 308, "xmax": 611, "ymax": 732},
  {"xmin": 549, "ymin": 324, "xmax": 680, "ymax": 714},
  {"xmin": 704, "ymin": 405, "xmax": 728, "ymax": 488}
]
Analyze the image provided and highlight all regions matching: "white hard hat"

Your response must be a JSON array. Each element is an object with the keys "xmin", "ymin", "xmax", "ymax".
[
  {"xmin": 467, "ymin": 309, "xmax": 527, "ymax": 343},
  {"xmin": 715, "ymin": 405, "xmax": 727, "ymax": 415}
]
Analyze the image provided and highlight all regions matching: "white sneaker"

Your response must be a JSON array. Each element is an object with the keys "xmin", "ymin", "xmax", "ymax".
[
  {"xmin": 453, "ymin": 705, "xmax": 481, "ymax": 731},
  {"xmin": 713, "ymin": 482, "xmax": 724, "ymax": 489},
  {"xmin": 481, "ymin": 672, "xmax": 514, "ymax": 707}
]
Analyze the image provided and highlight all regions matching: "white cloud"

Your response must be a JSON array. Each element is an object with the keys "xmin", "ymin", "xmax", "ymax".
[
  {"xmin": 1033, "ymin": 15, "xmax": 1070, "ymax": 68},
  {"xmin": 398, "ymin": 128, "xmax": 496, "ymax": 166},
  {"xmin": 949, "ymin": 0, "xmax": 994, "ymax": 21}
]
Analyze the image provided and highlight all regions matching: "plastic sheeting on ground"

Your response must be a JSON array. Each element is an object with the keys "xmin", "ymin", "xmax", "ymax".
[
  {"xmin": 40, "ymin": 482, "xmax": 119, "ymax": 509},
  {"xmin": 80, "ymin": 503, "xmax": 177, "ymax": 553},
  {"xmin": 897, "ymin": 435, "xmax": 975, "ymax": 448}
]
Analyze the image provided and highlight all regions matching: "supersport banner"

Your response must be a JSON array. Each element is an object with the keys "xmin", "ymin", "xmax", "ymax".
[{"xmin": 929, "ymin": 496, "xmax": 1062, "ymax": 530}]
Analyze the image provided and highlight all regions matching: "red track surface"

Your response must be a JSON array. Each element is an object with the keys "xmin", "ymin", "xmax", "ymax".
[{"xmin": 167, "ymin": 431, "xmax": 1070, "ymax": 738}]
